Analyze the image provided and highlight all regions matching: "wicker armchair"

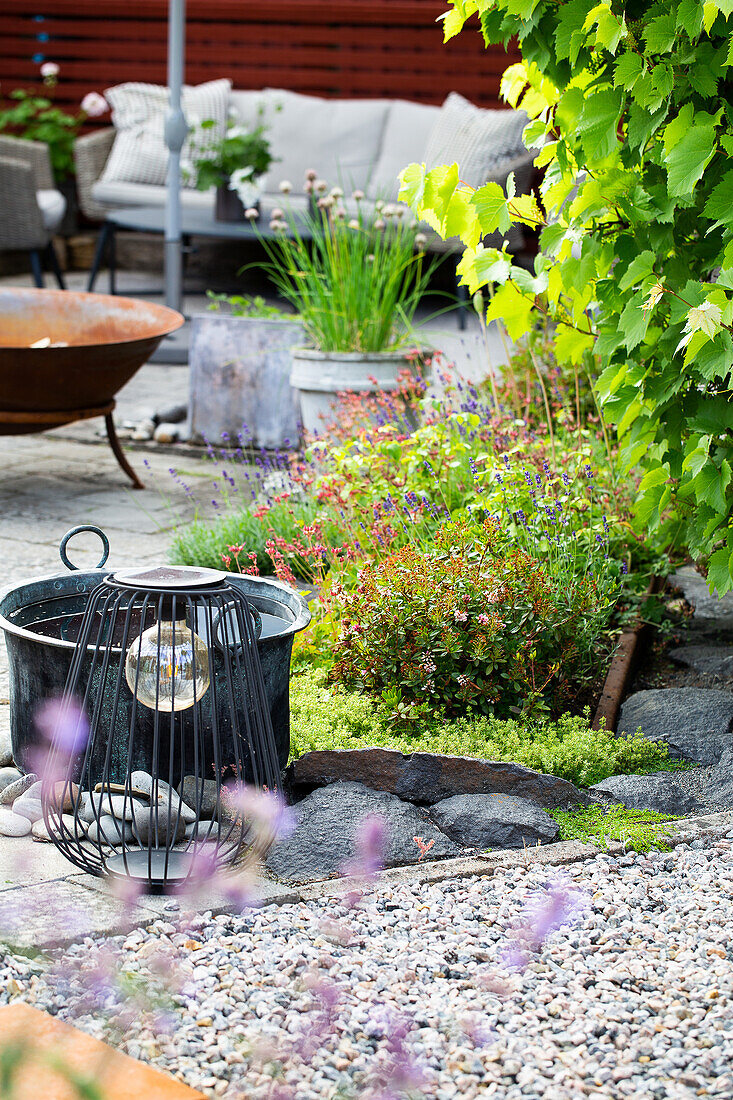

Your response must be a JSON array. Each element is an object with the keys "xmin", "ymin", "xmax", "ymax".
[
  {"xmin": 74, "ymin": 129, "xmax": 115, "ymax": 222},
  {"xmin": 0, "ymin": 136, "xmax": 67, "ymax": 287}
]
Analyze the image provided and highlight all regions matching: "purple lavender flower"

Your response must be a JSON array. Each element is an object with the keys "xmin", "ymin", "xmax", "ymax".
[{"xmin": 35, "ymin": 697, "xmax": 89, "ymax": 755}]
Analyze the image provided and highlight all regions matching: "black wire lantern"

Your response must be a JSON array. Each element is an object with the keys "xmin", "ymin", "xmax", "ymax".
[{"xmin": 42, "ymin": 563, "xmax": 282, "ymax": 891}]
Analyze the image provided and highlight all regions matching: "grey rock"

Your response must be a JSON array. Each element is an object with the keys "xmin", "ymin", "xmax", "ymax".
[
  {"xmin": 617, "ymin": 688, "xmax": 733, "ymax": 765},
  {"xmin": 0, "ymin": 767, "xmax": 22, "ymax": 794},
  {"xmin": 429, "ymin": 793, "xmax": 560, "ymax": 849},
  {"xmin": 672, "ymin": 566, "xmax": 733, "ymax": 635},
  {"xmin": 266, "ymin": 781, "xmax": 460, "ymax": 883},
  {"xmin": 0, "ymin": 772, "xmax": 38, "ymax": 806},
  {"xmin": 130, "ymin": 770, "xmax": 196, "ymax": 823},
  {"xmin": 132, "ymin": 801, "xmax": 187, "ymax": 845},
  {"xmin": 32, "ymin": 815, "xmax": 79, "ymax": 843},
  {"xmin": 285, "ymin": 748, "xmax": 584, "ymax": 810},
  {"xmin": 87, "ymin": 792, "xmax": 144, "ymax": 822},
  {"xmin": 87, "ymin": 815, "xmax": 134, "ymax": 846},
  {"xmin": 669, "ymin": 645, "xmax": 733, "ymax": 680},
  {"xmin": 154, "ymin": 402, "xmax": 188, "ymax": 425},
  {"xmin": 591, "ymin": 772, "xmax": 708, "ymax": 815},
  {"xmin": 131, "ymin": 417, "xmax": 155, "ymax": 441},
  {"xmin": 24, "ymin": 780, "xmax": 79, "ymax": 813},
  {"xmin": 11, "ymin": 795, "xmax": 44, "ymax": 823},
  {"xmin": 179, "ymin": 776, "xmax": 219, "ymax": 819},
  {"xmin": 709, "ymin": 748, "xmax": 733, "ymax": 806},
  {"xmin": 0, "ymin": 808, "xmax": 32, "ymax": 837},
  {"xmin": 0, "ymin": 729, "xmax": 13, "ymax": 768},
  {"xmin": 153, "ymin": 422, "xmax": 180, "ymax": 444}
]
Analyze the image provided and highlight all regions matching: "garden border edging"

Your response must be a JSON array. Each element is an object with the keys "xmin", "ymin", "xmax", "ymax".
[{"xmin": 19, "ymin": 809, "xmax": 732, "ymax": 951}]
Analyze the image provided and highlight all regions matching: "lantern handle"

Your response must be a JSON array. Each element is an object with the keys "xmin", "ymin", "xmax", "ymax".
[{"xmin": 59, "ymin": 526, "xmax": 111, "ymax": 571}]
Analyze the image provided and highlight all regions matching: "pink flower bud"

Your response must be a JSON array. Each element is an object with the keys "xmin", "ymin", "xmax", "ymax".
[
  {"xmin": 80, "ymin": 91, "xmax": 107, "ymax": 117},
  {"xmin": 305, "ymin": 168, "xmax": 318, "ymax": 181},
  {"xmin": 244, "ymin": 207, "xmax": 259, "ymax": 219}
]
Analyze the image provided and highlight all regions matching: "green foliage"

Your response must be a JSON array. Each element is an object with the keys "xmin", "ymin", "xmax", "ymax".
[
  {"xmin": 255, "ymin": 188, "xmax": 439, "ymax": 353},
  {"xmin": 193, "ymin": 118, "xmax": 274, "ymax": 191},
  {"xmin": 0, "ymin": 88, "xmax": 79, "ymax": 180},
  {"xmin": 400, "ymin": 0, "xmax": 733, "ymax": 591},
  {"xmin": 170, "ymin": 498, "xmax": 318, "ymax": 574},
  {"xmin": 289, "ymin": 667, "xmax": 674, "ymax": 787},
  {"xmin": 205, "ymin": 290, "xmax": 291, "ymax": 319},
  {"xmin": 328, "ymin": 520, "xmax": 619, "ymax": 719},
  {"xmin": 551, "ymin": 803, "xmax": 679, "ymax": 852}
]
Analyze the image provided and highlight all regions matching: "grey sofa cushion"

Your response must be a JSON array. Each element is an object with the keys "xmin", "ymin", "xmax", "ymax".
[
  {"xmin": 100, "ymin": 78, "xmax": 231, "ymax": 189},
  {"xmin": 366, "ymin": 99, "xmax": 438, "ymax": 202},
  {"xmin": 261, "ymin": 88, "xmax": 390, "ymax": 195},
  {"xmin": 424, "ymin": 92, "xmax": 529, "ymax": 188},
  {"xmin": 92, "ymin": 178, "xmax": 215, "ymax": 210}
]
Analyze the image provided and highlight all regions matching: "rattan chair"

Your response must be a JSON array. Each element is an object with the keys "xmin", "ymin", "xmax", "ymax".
[{"xmin": 0, "ymin": 136, "xmax": 67, "ymax": 288}]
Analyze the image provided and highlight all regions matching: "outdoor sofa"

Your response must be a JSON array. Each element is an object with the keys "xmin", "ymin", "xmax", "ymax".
[{"xmin": 74, "ymin": 82, "xmax": 534, "ymax": 256}]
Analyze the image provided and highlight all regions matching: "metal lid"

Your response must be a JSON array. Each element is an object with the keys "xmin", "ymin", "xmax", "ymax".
[{"xmin": 112, "ymin": 566, "xmax": 226, "ymax": 590}]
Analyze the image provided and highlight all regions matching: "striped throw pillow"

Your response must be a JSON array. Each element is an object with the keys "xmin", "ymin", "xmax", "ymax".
[
  {"xmin": 101, "ymin": 79, "xmax": 231, "ymax": 189},
  {"xmin": 424, "ymin": 93, "xmax": 529, "ymax": 189}
]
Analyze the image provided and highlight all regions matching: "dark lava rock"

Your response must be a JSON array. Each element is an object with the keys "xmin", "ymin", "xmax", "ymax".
[
  {"xmin": 179, "ymin": 776, "xmax": 220, "ymax": 819},
  {"xmin": 668, "ymin": 645, "xmax": 733, "ymax": 680},
  {"xmin": 429, "ymin": 793, "xmax": 559, "ymax": 849},
  {"xmin": 590, "ymin": 772, "xmax": 708, "ymax": 816},
  {"xmin": 285, "ymin": 748, "xmax": 584, "ymax": 809},
  {"xmin": 265, "ymin": 781, "xmax": 460, "ymax": 883},
  {"xmin": 617, "ymin": 688, "xmax": 733, "ymax": 765},
  {"xmin": 672, "ymin": 566, "xmax": 733, "ymax": 637}
]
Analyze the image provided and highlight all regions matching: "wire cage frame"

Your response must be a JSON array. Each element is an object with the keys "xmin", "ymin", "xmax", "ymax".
[{"xmin": 41, "ymin": 565, "xmax": 282, "ymax": 891}]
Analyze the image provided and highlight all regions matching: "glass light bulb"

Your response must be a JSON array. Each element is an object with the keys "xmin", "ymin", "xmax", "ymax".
[{"xmin": 125, "ymin": 619, "xmax": 210, "ymax": 712}]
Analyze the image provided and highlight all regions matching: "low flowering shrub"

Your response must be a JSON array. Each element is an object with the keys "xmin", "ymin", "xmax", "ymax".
[
  {"xmin": 289, "ymin": 667, "xmax": 674, "ymax": 788},
  {"xmin": 328, "ymin": 520, "xmax": 620, "ymax": 719}
]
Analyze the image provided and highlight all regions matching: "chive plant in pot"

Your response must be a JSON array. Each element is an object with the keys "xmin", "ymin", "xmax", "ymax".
[
  {"xmin": 194, "ymin": 116, "xmax": 274, "ymax": 223},
  {"xmin": 258, "ymin": 176, "xmax": 438, "ymax": 436}
]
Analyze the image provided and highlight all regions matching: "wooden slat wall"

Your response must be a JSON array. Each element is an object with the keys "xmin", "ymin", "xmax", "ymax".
[{"xmin": 0, "ymin": 1, "xmax": 518, "ymax": 117}]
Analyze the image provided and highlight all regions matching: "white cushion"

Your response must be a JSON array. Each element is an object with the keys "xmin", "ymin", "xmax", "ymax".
[
  {"xmin": 36, "ymin": 189, "xmax": 66, "ymax": 231},
  {"xmin": 366, "ymin": 99, "xmax": 439, "ymax": 201},
  {"xmin": 92, "ymin": 178, "xmax": 215, "ymax": 209},
  {"xmin": 261, "ymin": 88, "xmax": 389, "ymax": 195},
  {"xmin": 424, "ymin": 93, "xmax": 529, "ymax": 189},
  {"xmin": 100, "ymin": 79, "xmax": 231, "ymax": 189}
]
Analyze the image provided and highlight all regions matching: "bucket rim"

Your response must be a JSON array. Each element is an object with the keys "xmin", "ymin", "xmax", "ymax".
[{"xmin": 0, "ymin": 568, "xmax": 311, "ymax": 649}]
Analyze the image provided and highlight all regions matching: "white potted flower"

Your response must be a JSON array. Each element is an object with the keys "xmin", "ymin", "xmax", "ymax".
[{"xmin": 193, "ymin": 118, "xmax": 274, "ymax": 222}]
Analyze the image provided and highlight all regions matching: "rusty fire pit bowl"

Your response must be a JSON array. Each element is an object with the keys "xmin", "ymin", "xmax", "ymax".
[{"xmin": 0, "ymin": 287, "xmax": 184, "ymax": 487}]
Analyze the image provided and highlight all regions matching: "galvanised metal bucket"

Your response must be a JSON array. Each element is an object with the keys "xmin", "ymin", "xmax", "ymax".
[{"xmin": 0, "ymin": 531, "xmax": 310, "ymax": 775}]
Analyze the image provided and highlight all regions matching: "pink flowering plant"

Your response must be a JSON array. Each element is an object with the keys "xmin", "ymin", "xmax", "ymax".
[{"xmin": 0, "ymin": 62, "xmax": 107, "ymax": 180}]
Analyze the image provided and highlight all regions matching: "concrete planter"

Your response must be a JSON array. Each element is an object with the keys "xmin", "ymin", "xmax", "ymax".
[
  {"xmin": 188, "ymin": 312, "xmax": 303, "ymax": 449},
  {"xmin": 290, "ymin": 347, "xmax": 420, "ymax": 436}
]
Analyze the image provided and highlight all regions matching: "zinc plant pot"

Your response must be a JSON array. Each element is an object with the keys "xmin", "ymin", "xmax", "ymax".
[
  {"xmin": 188, "ymin": 312, "xmax": 304, "ymax": 449},
  {"xmin": 290, "ymin": 347, "xmax": 427, "ymax": 437}
]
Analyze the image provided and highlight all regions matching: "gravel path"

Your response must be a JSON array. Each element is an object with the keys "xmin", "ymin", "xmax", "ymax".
[{"xmin": 3, "ymin": 832, "xmax": 733, "ymax": 1100}]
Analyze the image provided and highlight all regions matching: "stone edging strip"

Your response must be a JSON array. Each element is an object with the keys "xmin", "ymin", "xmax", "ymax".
[{"xmin": 16, "ymin": 810, "xmax": 732, "ymax": 951}]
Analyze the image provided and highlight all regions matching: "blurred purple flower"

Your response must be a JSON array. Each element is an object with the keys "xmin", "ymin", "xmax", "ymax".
[
  {"xmin": 502, "ymin": 878, "xmax": 588, "ymax": 972},
  {"xmin": 35, "ymin": 697, "xmax": 89, "ymax": 754},
  {"xmin": 341, "ymin": 813, "xmax": 388, "ymax": 880}
]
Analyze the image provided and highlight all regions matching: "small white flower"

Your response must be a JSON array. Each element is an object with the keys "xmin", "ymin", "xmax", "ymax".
[
  {"xmin": 330, "ymin": 186, "xmax": 344, "ymax": 199},
  {"xmin": 374, "ymin": 219, "xmax": 386, "ymax": 230},
  {"xmin": 315, "ymin": 178, "xmax": 328, "ymax": 193},
  {"xmin": 333, "ymin": 205, "xmax": 346, "ymax": 219},
  {"xmin": 279, "ymin": 180, "xmax": 292, "ymax": 194},
  {"xmin": 415, "ymin": 232, "xmax": 428, "ymax": 249},
  {"xmin": 352, "ymin": 189, "xmax": 364, "ymax": 202},
  {"xmin": 271, "ymin": 207, "xmax": 284, "ymax": 220},
  {"xmin": 244, "ymin": 207, "xmax": 260, "ymax": 220},
  {"xmin": 347, "ymin": 219, "xmax": 360, "ymax": 230},
  {"xmin": 375, "ymin": 199, "xmax": 384, "ymax": 212},
  {"xmin": 305, "ymin": 168, "xmax": 318, "ymax": 182},
  {"xmin": 80, "ymin": 91, "xmax": 107, "ymax": 118},
  {"xmin": 40, "ymin": 61, "xmax": 59, "ymax": 78}
]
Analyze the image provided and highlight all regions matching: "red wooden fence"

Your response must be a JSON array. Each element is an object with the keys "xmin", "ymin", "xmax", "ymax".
[{"xmin": 0, "ymin": 1, "xmax": 518, "ymax": 116}]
